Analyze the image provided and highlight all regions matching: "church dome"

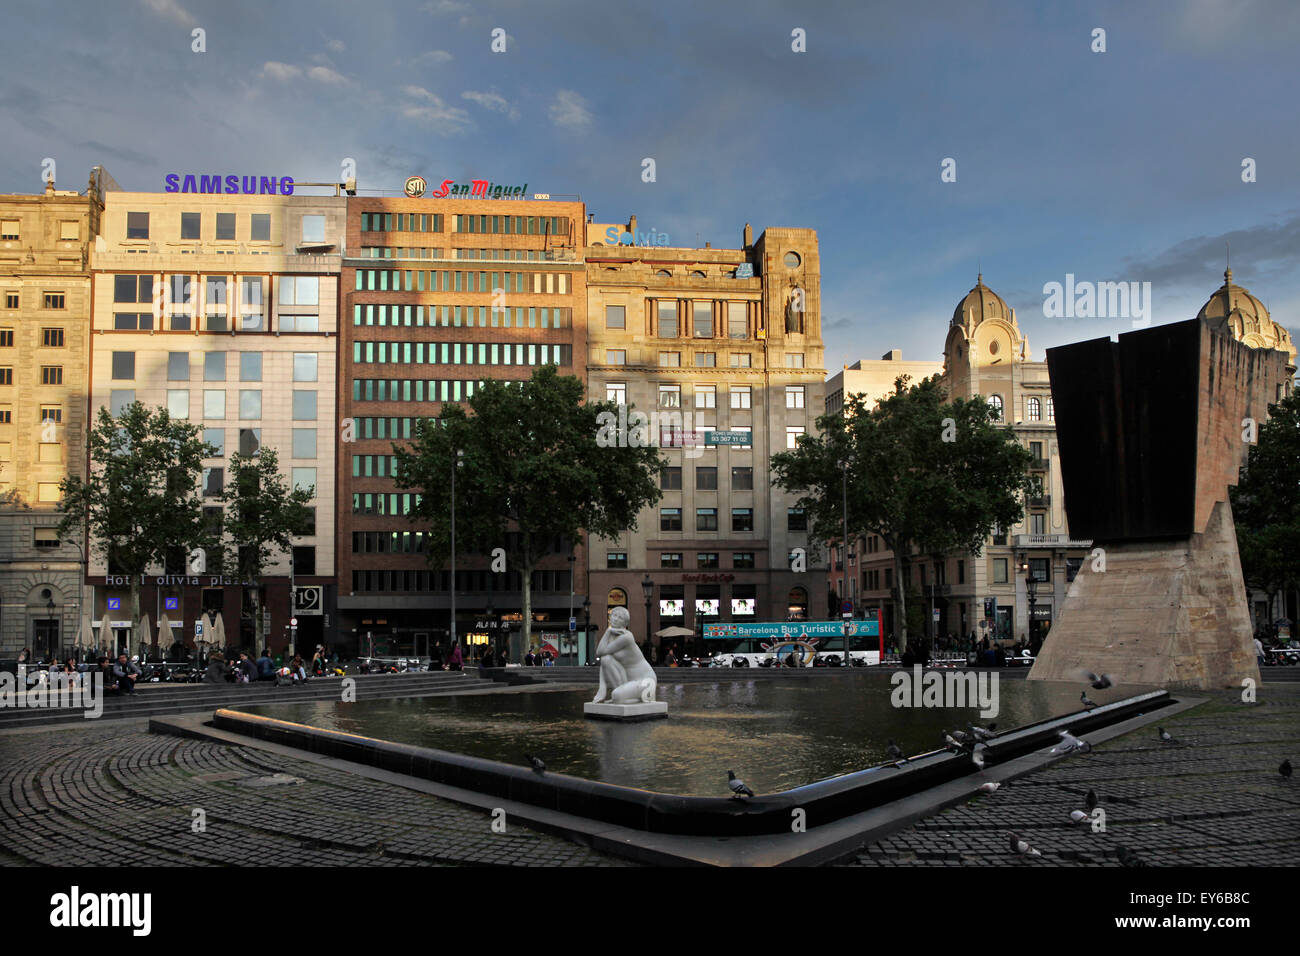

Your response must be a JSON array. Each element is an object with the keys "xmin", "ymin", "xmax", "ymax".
[
  {"xmin": 1197, "ymin": 268, "xmax": 1295, "ymax": 365},
  {"xmin": 952, "ymin": 274, "xmax": 1012, "ymax": 328}
]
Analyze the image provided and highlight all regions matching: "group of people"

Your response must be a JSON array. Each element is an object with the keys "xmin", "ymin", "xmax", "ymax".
[
  {"xmin": 522, "ymin": 647, "xmax": 554, "ymax": 666},
  {"xmin": 200, "ymin": 649, "xmax": 312, "ymax": 685},
  {"xmin": 15, "ymin": 648, "xmax": 149, "ymax": 697}
]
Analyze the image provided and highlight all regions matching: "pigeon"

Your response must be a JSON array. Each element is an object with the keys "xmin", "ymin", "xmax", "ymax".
[
  {"xmin": 524, "ymin": 754, "xmax": 546, "ymax": 774},
  {"xmin": 1080, "ymin": 691, "xmax": 1097, "ymax": 709},
  {"xmin": 1049, "ymin": 730, "xmax": 1092, "ymax": 755},
  {"xmin": 1009, "ymin": 831, "xmax": 1042, "ymax": 857},
  {"xmin": 1084, "ymin": 671, "xmax": 1114, "ymax": 690},
  {"xmin": 727, "ymin": 770, "xmax": 754, "ymax": 798},
  {"xmin": 1085, "ymin": 789, "xmax": 1098, "ymax": 811},
  {"xmin": 949, "ymin": 729, "xmax": 971, "ymax": 744},
  {"xmin": 1116, "ymin": 845, "xmax": 1149, "ymax": 868},
  {"xmin": 942, "ymin": 731, "xmax": 969, "ymax": 753},
  {"xmin": 977, "ymin": 781, "xmax": 1001, "ymax": 793},
  {"xmin": 971, "ymin": 743, "xmax": 988, "ymax": 771},
  {"xmin": 1280, "ymin": 759, "xmax": 1292, "ymax": 779},
  {"xmin": 1069, "ymin": 810, "xmax": 1089, "ymax": 825},
  {"xmin": 967, "ymin": 723, "xmax": 997, "ymax": 742},
  {"xmin": 886, "ymin": 739, "xmax": 906, "ymax": 761},
  {"xmin": 1157, "ymin": 727, "xmax": 1177, "ymax": 744}
]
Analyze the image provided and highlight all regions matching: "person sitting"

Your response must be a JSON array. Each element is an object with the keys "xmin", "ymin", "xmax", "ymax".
[
  {"xmin": 289, "ymin": 655, "xmax": 308, "ymax": 683},
  {"xmin": 255, "ymin": 648, "xmax": 275, "ymax": 681},
  {"xmin": 524, "ymin": 648, "xmax": 536, "ymax": 667},
  {"xmin": 112, "ymin": 653, "xmax": 143, "ymax": 695},
  {"xmin": 95, "ymin": 657, "xmax": 120, "ymax": 695},
  {"xmin": 311, "ymin": 646, "xmax": 326, "ymax": 675},
  {"xmin": 202, "ymin": 653, "xmax": 229, "ymax": 684},
  {"xmin": 235, "ymin": 652, "xmax": 258, "ymax": 684}
]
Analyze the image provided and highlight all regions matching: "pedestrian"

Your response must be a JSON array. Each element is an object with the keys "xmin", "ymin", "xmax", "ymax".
[
  {"xmin": 664, "ymin": 646, "xmax": 677, "ymax": 667},
  {"xmin": 113, "ymin": 653, "xmax": 143, "ymax": 695},
  {"xmin": 429, "ymin": 644, "xmax": 444, "ymax": 671},
  {"xmin": 496, "ymin": 645, "xmax": 508, "ymax": 667},
  {"xmin": 524, "ymin": 647, "xmax": 535, "ymax": 666},
  {"xmin": 1255, "ymin": 635, "xmax": 1267, "ymax": 667},
  {"xmin": 542, "ymin": 650, "xmax": 554, "ymax": 666},
  {"xmin": 255, "ymin": 648, "xmax": 275, "ymax": 681},
  {"xmin": 448, "ymin": 641, "xmax": 463, "ymax": 671}
]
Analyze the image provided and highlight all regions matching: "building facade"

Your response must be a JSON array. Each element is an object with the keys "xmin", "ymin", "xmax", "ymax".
[
  {"xmin": 0, "ymin": 175, "xmax": 101, "ymax": 657},
  {"xmin": 337, "ymin": 195, "xmax": 588, "ymax": 662},
  {"xmin": 585, "ymin": 219, "xmax": 828, "ymax": 657},
  {"xmin": 86, "ymin": 187, "xmax": 344, "ymax": 658}
]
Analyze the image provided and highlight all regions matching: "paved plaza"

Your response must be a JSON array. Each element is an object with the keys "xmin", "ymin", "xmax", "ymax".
[{"xmin": 0, "ymin": 684, "xmax": 1296, "ymax": 867}]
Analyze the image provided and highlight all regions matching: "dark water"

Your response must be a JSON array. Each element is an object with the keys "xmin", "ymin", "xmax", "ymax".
[{"xmin": 236, "ymin": 674, "xmax": 1136, "ymax": 796}]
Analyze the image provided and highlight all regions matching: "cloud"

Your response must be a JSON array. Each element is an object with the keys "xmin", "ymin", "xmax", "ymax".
[
  {"xmin": 139, "ymin": 0, "xmax": 194, "ymax": 26},
  {"xmin": 548, "ymin": 90, "xmax": 592, "ymax": 129},
  {"xmin": 326, "ymin": 39, "xmax": 346, "ymax": 53},
  {"xmin": 260, "ymin": 62, "xmax": 350, "ymax": 86},
  {"xmin": 306, "ymin": 66, "xmax": 350, "ymax": 86},
  {"xmin": 1120, "ymin": 216, "xmax": 1300, "ymax": 290},
  {"xmin": 423, "ymin": 0, "xmax": 468, "ymax": 13},
  {"xmin": 462, "ymin": 90, "xmax": 519, "ymax": 120},
  {"xmin": 411, "ymin": 49, "xmax": 453, "ymax": 65},
  {"xmin": 399, "ymin": 86, "xmax": 471, "ymax": 132},
  {"xmin": 261, "ymin": 61, "xmax": 302, "ymax": 81}
]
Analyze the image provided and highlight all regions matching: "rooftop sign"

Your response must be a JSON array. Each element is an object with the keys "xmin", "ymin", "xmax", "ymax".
[
  {"xmin": 429, "ymin": 179, "xmax": 528, "ymax": 199},
  {"xmin": 165, "ymin": 174, "xmax": 294, "ymax": 195}
]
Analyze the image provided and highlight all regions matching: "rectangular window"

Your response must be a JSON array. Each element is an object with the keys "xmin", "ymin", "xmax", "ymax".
[
  {"xmin": 606, "ymin": 382, "xmax": 626, "ymax": 404},
  {"xmin": 60, "ymin": 221, "xmax": 78, "ymax": 240},
  {"xmin": 37, "ymin": 483, "xmax": 60, "ymax": 502},
  {"xmin": 731, "ymin": 508, "xmax": 753, "ymax": 532},
  {"xmin": 732, "ymin": 553, "xmax": 755, "ymax": 569},
  {"xmin": 696, "ymin": 508, "xmax": 718, "ymax": 532},
  {"xmin": 34, "ymin": 528, "xmax": 60, "ymax": 549},
  {"xmin": 785, "ymin": 385, "xmax": 805, "ymax": 409},
  {"xmin": 202, "ymin": 351, "xmax": 225, "ymax": 382},
  {"xmin": 606, "ymin": 552, "xmax": 628, "ymax": 569},
  {"xmin": 181, "ymin": 212, "xmax": 201, "ymax": 239},
  {"xmin": 301, "ymin": 216, "xmax": 325, "ymax": 244},
  {"xmin": 239, "ymin": 389, "xmax": 261, "ymax": 419},
  {"xmin": 240, "ymin": 352, "xmax": 261, "ymax": 381},
  {"xmin": 0, "ymin": 370, "xmax": 10, "ymax": 386},
  {"xmin": 203, "ymin": 467, "xmax": 224, "ymax": 497},
  {"xmin": 126, "ymin": 211, "xmax": 149, "ymax": 239},
  {"xmin": 292, "ymin": 390, "xmax": 317, "ymax": 420},
  {"xmin": 693, "ymin": 301, "xmax": 713, "ymax": 337},
  {"xmin": 605, "ymin": 305, "xmax": 625, "ymax": 329},
  {"xmin": 730, "ymin": 386, "xmax": 752, "ymax": 409},
  {"xmin": 787, "ymin": 508, "xmax": 807, "ymax": 532},
  {"xmin": 658, "ymin": 351, "xmax": 680, "ymax": 367},
  {"xmin": 250, "ymin": 214, "xmax": 271, "ymax": 241},
  {"xmin": 40, "ymin": 406, "xmax": 61, "ymax": 423},
  {"xmin": 657, "ymin": 300, "xmax": 678, "ymax": 338},
  {"xmin": 728, "ymin": 302, "xmax": 748, "ymax": 339},
  {"xmin": 41, "ymin": 328, "xmax": 64, "ymax": 348},
  {"xmin": 730, "ymin": 352, "xmax": 752, "ymax": 368},
  {"xmin": 696, "ymin": 466, "xmax": 718, "ymax": 490},
  {"xmin": 1031, "ymin": 513, "xmax": 1046, "ymax": 535},
  {"xmin": 111, "ymin": 352, "xmax": 134, "ymax": 379},
  {"xmin": 216, "ymin": 213, "xmax": 235, "ymax": 240},
  {"xmin": 167, "ymin": 389, "xmax": 189, "ymax": 419},
  {"xmin": 785, "ymin": 353, "xmax": 805, "ymax": 368},
  {"xmin": 0, "ymin": 330, "xmax": 11, "ymax": 347},
  {"xmin": 658, "ymin": 384, "xmax": 680, "ymax": 408},
  {"xmin": 660, "ymin": 552, "xmax": 683, "ymax": 569},
  {"xmin": 292, "ymin": 468, "xmax": 316, "ymax": 494},
  {"xmin": 0, "ymin": 219, "xmax": 18, "ymax": 240},
  {"xmin": 786, "ymin": 425, "xmax": 804, "ymax": 449},
  {"xmin": 110, "ymin": 389, "xmax": 134, "ymax": 416},
  {"xmin": 279, "ymin": 276, "xmax": 319, "ymax": 305},
  {"xmin": 293, "ymin": 352, "xmax": 318, "ymax": 381},
  {"xmin": 238, "ymin": 427, "xmax": 260, "ymax": 456},
  {"xmin": 292, "ymin": 428, "xmax": 316, "ymax": 458},
  {"xmin": 43, "ymin": 292, "xmax": 65, "ymax": 310},
  {"xmin": 660, "ymin": 508, "xmax": 682, "ymax": 532},
  {"xmin": 695, "ymin": 352, "xmax": 716, "ymax": 367},
  {"xmin": 694, "ymin": 385, "xmax": 716, "ymax": 409},
  {"xmin": 731, "ymin": 466, "xmax": 752, "ymax": 490},
  {"xmin": 993, "ymin": 558, "xmax": 1008, "ymax": 584},
  {"xmin": 3, "ymin": 293, "xmax": 16, "ymax": 309},
  {"xmin": 697, "ymin": 552, "xmax": 720, "ymax": 570},
  {"xmin": 605, "ymin": 349, "xmax": 626, "ymax": 365},
  {"xmin": 167, "ymin": 352, "xmax": 189, "ymax": 380},
  {"xmin": 661, "ymin": 466, "xmax": 681, "ymax": 490},
  {"xmin": 203, "ymin": 427, "xmax": 224, "ymax": 456}
]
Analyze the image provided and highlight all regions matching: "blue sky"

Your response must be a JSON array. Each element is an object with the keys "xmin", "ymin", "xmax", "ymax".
[{"xmin": 3, "ymin": 0, "xmax": 1298, "ymax": 370}]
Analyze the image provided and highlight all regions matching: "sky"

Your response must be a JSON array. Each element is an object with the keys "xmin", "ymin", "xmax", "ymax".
[{"xmin": 2, "ymin": 0, "xmax": 1298, "ymax": 371}]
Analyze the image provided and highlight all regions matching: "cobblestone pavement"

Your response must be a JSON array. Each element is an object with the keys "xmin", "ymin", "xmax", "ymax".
[
  {"xmin": 0, "ymin": 721, "xmax": 632, "ymax": 867},
  {"xmin": 846, "ymin": 687, "xmax": 1300, "ymax": 866}
]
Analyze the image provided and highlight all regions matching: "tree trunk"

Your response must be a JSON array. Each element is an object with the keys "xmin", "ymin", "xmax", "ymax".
[
  {"xmin": 130, "ymin": 576, "xmax": 141, "ymax": 660},
  {"xmin": 520, "ymin": 561, "xmax": 533, "ymax": 663},
  {"xmin": 891, "ymin": 545, "xmax": 907, "ymax": 653},
  {"xmin": 254, "ymin": 579, "xmax": 264, "ymax": 655}
]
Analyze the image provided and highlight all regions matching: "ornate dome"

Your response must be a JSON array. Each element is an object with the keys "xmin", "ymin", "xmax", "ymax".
[
  {"xmin": 952, "ymin": 273, "xmax": 1013, "ymax": 328},
  {"xmin": 1197, "ymin": 268, "xmax": 1295, "ymax": 366}
]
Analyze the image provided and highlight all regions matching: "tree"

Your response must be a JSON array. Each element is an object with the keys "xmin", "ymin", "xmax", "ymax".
[
  {"xmin": 394, "ymin": 365, "xmax": 663, "ymax": 659},
  {"xmin": 56, "ymin": 402, "xmax": 215, "ymax": 651},
  {"xmin": 1230, "ymin": 389, "xmax": 1300, "ymax": 630},
  {"xmin": 772, "ymin": 375, "xmax": 1037, "ymax": 654},
  {"xmin": 220, "ymin": 447, "xmax": 315, "ymax": 652}
]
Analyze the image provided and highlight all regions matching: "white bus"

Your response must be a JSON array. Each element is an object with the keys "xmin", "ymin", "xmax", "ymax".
[{"xmin": 703, "ymin": 615, "xmax": 883, "ymax": 667}]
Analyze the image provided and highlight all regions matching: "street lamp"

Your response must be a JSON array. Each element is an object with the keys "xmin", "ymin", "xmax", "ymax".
[
  {"xmin": 582, "ymin": 597, "xmax": 591, "ymax": 664},
  {"xmin": 641, "ymin": 574, "xmax": 655, "ymax": 662},
  {"xmin": 839, "ymin": 459, "xmax": 852, "ymax": 660},
  {"xmin": 486, "ymin": 604, "xmax": 495, "ymax": 663},
  {"xmin": 1026, "ymin": 574, "xmax": 1040, "ymax": 656},
  {"xmin": 450, "ymin": 447, "xmax": 463, "ymax": 659},
  {"xmin": 45, "ymin": 597, "xmax": 56, "ymax": 661},
  {"xmin": 568, "ymin": 552, "xmax": 576, "ymax": 666}
]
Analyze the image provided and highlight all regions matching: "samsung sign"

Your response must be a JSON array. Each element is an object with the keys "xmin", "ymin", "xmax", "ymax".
[{"xmin": 165, "ymin": 174, "xmax": 295, "ymax": 195}]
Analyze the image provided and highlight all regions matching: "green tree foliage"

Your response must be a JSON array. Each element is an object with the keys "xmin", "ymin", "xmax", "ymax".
[
  {"xmin": 1231, "ymin": 390, "xmax": 1300, "ymax": 622},
  {"xmin": 772, "ymin": 375, "xmax": 1037, "ymax": 652},
  {"xmin": 221, "ymin": 447, "xmax": 315, "ymax": 650},
  {"xmin": 394, "ymin": 366, "xmax": 664, "ymax": 658},
  {"xmin": 56, "ymin": 402, "xmax": 215, "ymax": 648}
]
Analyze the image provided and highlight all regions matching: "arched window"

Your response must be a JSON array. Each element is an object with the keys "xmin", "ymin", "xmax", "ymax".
[
  {"xmin": 987, "ymin": 395, "xmax": 1003, "ymax": 420},
  {"xmin": 1046, "ymin": 397, "xmax": 1055, "ymax": 421},
  {"xmin": 656, "ymin": 269, "xmax": 671, "ymax": 278},
  {"xmin": 1027, "ymin": 397, "xmax": 1041, "ymax": 421},
  {"xmin": 787, "ymin": 586, "xmax": 808, "ymax": 621}
]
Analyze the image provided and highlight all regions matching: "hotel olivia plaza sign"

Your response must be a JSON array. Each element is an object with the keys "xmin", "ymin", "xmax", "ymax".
[{"xmin": 405, "ymin": 176, "xmax": 537, "ymax": 199}]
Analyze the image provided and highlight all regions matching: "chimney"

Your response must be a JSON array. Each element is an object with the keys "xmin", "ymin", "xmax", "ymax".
[
  {"xmin": 628, "ymin": 215, "xmax": 637, "ymax": 234},
  {"xmin": 704, "ymin": 241, "xmax": 711, "ymax": 249},
  {"xmin": 743, "ymin": 223, "xmax": 753, "ymax": 248},
  {"xmin": 44, "ymin": 178, "xmax": 55, "ymax": 196},
  {"xmin": 882, "ymin": 349, "xmax": 902, "ymax": 361}
]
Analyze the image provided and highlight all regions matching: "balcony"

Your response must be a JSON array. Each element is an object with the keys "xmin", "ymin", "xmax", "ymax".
[
  {"xmin": 1029, "ymin": 457, "xmax": 1048, "ymax": 471},
  {"xmin": 1027, "ymin": 495, "xmax": 1051, "ymax": 509},
  {"xmin": 1013, "ymin": 533, "xmax": 1092, "ymax": 548}
]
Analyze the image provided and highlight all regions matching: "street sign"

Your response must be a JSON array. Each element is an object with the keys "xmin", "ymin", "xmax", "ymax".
[
  {"xmin": 165, "ymin": 597, "xmax": 179, "ymax": 611},
  {"xmin": 290, "ymin": 617, "xmax": 298, "ymax": 627},
  {"xmin": 568, "ymin": 617, "xmax": 577, "ymax": 632},
  {"xmin": 703, "ymin": 430, "xmax": 752, "ymax": 446},
  {"xmin": 933, "ymin": 608, "xmax": 940, "ymax": 622},
  {"xmin": 195, "ymin": 622, "xmax": 203, "ymax": 636},
  {"xmin": 841, "ymin": 600, "xmax": 853, "ymax": 614}
]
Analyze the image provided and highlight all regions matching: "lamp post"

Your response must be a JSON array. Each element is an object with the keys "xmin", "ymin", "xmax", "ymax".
[
  {"xmin": 839, "ymin": 459, "xmax": 851, "ymax": 660},
  {"xmin": 450, "ymin": 447, "xmax": 462, "ymax": 659},
  {"xmin": 582, "ymin": 597, "xmax": 591, "ymax": 665},
  {"xmin": 1026, "ymin": 574, "xmax": 1040, "ymax": 656},
  {"xmin": 641, "ymin": 574, "xmax": 655, "ymax": 663},
  {"xmin": 45, "ymin": 597, "xmax": 56, "ymax": 661},
  {"xmin": 568, "ymin": 552, "xmax": 576, "ymax": 666}
]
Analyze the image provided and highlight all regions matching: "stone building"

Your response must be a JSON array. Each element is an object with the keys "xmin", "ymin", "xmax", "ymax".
[
  {"xmin": 86, "ymin": 186, "xmax": 345, "ymax": 658},
  {"xmin": 0, "ymin": 173, "xmax": 102, "ymax": 658},
  {"xmin": 585, "ymin": 218, "xmax": 827, "ymax": 658}
]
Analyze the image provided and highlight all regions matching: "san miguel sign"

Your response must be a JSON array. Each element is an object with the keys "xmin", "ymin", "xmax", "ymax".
[{"xmin": 426, "ymin": 179, "xmax": 530, "ymax": 199}]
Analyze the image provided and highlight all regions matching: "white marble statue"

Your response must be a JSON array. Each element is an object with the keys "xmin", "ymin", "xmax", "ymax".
[{"xmin": 593, "ymin": 606, "xmax": 657, "ymax": 704}]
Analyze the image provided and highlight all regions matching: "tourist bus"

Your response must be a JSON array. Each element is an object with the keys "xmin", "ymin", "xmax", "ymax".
[{"xmin": 702, "ymin": 613, "xmax": 883, "ymax": 667}]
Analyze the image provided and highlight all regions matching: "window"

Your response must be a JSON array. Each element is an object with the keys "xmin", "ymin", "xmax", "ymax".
[
  {"xmin": 786, "ymin": 385, "xmax": 805, "ymax": 409},
  {"xmin": 60, "ymin": 221, "xmax": 78, "ymax": 240},
  {"xmin": 108, "ymin": 350, "xmax": 135, "ymax": 381},
  {"xmin": 0, "ymin": 330, "xmax": 10, "ymax": 347},
  {"xmin": 43, "ymin": 292, "xmax": 65, "ymax": 310},
  {"xmin": 110, "ymin": 389, "xmax": 134, "ymax": 415},
  {"xmin": 203, "ymin": 428, "xmax": 223, "ymax": 455},
  {"xmin": 1029, "ymin": 558, "xmax": 1050, "ymax": 582},
  {"xmin": 236, "ymin": 427, "xmax": 260, "ymax": 456},
  {"xmin": 181, "ymin": 212, "xmax": 201, "ymax": 239},
  {"xmin": 788, "ymin": 507, "xmax": 807, "ymax": 531},
  {"xmin": 1031, "ymin": 513, "xmax": 1046, "ymax": 535},
  {"xmin": 239, "ymin": 390, "xmax": 261, "ymax": 419},
  {"xmin": 293, "ymin": 353, "xmax": 318, "ymax": 382},
  {"xmin": 993, "ymin": 558, "xmax": 1008, "ymax": 583},
  {"xmin": 733, "ymin": 552, "xmax": 755, "ymax": 569},
  {"xmin": 606, "ymin": 349, "xmax": 626, "ymax": 365},
  {"xmin": 215, "ymin": 213, "xmax": 235, "ymax": 241},
  {"xmin": 731, "ymin": 386, "xmax": 751, "ymax": 409},
  {"xmin": 167, "ymin": 352, "xmax": 189, "ymax": 380},
  {"xmin": 126, "ymin": 211, "xmax": 149, "ymax": 239},
  {"xmin": 657, "ymin": 300, "xmax": 678, "ymax": 338},
  {"xmin": 695, "ymin": 352, "xmax": 716, "ymax": 367},
  {"xmin": 1030, "ymin": 440, "xmax": 1043, "ymax": 460},
  {"xmin": 693, "ymin": 301, "xmax": 713, "ymax": 337},
  {"xmin": 660, "ymin": 552, "xmax": 682, "ymax": 569},
  {"xmin": 1046, "ymin": 397, "xmax": 1054, "ymax": 421},
  {"xmin": 1027, "ymin": 397, "xmax": 1041, "ymax": 421},
  {"xmin": 606, "ymin": 382, "xmax": 626, "ymax": 405},
  {"xmin": 292, "ymin": 428, "xmax": 316, "ymax": 458},
  {"xmin": 728, "ymin": 302, "xmax": 748, "ymax": 339},
  {"xmin": 697, "ymin": 552, "xmax": 720, "ymax": 569},
  {"xmin": 4, "ymin": 293, "xmax": 16, "ymax": 309},
  {"xmin": 0, "ymin": 219, "xmax": 18, "ymax": 240},
  {"xmin": 38, "ymin": 442, "xmax": 60, "ymax": 463},
  {"xmin": 34, "ymin": 528, "xmax": 60, "ymax": 550},
  {"xmin": 658, "ymin": 351, "xmax": 680, "ymax": 367},
  {"xmin": 240, "ymin": 352, "xmax": 261, "ymax": 381},
  {"xmin": 786, "ymin": 425, "xmax": 804, "ymax": 449},
  {"xmin": 696, "ymin": 508, "xmax": 718, "ymax": 531},
  {"xmin": 660, "ymin": 508, "xmax": 682, "ymax": 532},
  {"xmin": 250, "ymin": 214, "xmax": 270, "ymax": 242},
  {"xmin": 279, "ymin": 276, "xmax": 318, "ymax": 305},
  {"xmin": 280, "ymin": 314, "xmax": 318, "ymax": 332},
  {"xmin": 605, "ymin": 305, "xmax": 625, "ymax": 329},
  {"xmin": 731, "ymin": 466, "xmax": 752, "ymax": 490},
  {"xmin": 42, "ymin": 328, "xmax": 64, "ymax": 347},
  {"xmin": 291, "ymin": 547, "xmax": 316, "ymax": 576},
  {"xmin": 1, "ymin": 367, "xmax": 13, "ymax": 385},
  {"xmin": 730, "ymin": 352, "xmax": 751, "ymax": 368},
  {"xmin": 292, "ymin": 467, "xmax": 316, "ymax": 494},
  {"xmin": 988, "ymin": 395, "xmax": 1003, "ymax": 420},
  {"xmin": 784, "ymin": 353, "xmax": 804, "ymax": 368},
  {"xmin": 784, "ymin": 251, "xmax": 801, "ymax": 269},
  {"xmin": 661, "ymin": 466, "xmax": 681, "ymax": 490},
  {"xmin": 658, "ymin": 384, "xmax": 680, "ymax": 408},
  {"xmin": 607, "ymin": 552, "xmax": 628, "ymax": 569},
  {"xmin": 992, "ymin": 523, "xmax": 1006, "ymax": 547},
  {"xmin": 731, "ymin": 426, "xmax": 752, "ymax": 448},
  {"xmin": 731, "ymin": 508, "xmax": 753, "ymax": 532},
  {"xmin": 167, "ymin": 389, "xmax": 189, "ymax": 418},
  {"xmin": 203, "ymin": 467, "xmax": 224, "ymax": 497},
  {"xmin": 292, "ymin": 390, "xmax": 317, "ymax": 420},
  {"xmin": 301, "ymin": 216, "xmax": 325, "ymax": 244},
  {"xmin": 695, "ymin": 385, "xmax": 716, "ymax": 409},
  {"xmin": 40, "ymin": 406, "xmax": 61, "ymax": 423},
  {"xmin": 113, "ymin": 312, "xmax": 152, "ymax": 330},
  {"xmin": 696, "ymin": 466, "xmax": 717, "ymax": 490}
]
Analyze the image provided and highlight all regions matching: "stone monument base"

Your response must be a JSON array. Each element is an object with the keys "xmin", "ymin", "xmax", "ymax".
[
  {"xmin": 1028, "ymin": 499, "xmax": 1261, "ymax": 691},
  {"xmin": 583, "ymin": 701, "xmax": 668, "ymax": 721}
]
